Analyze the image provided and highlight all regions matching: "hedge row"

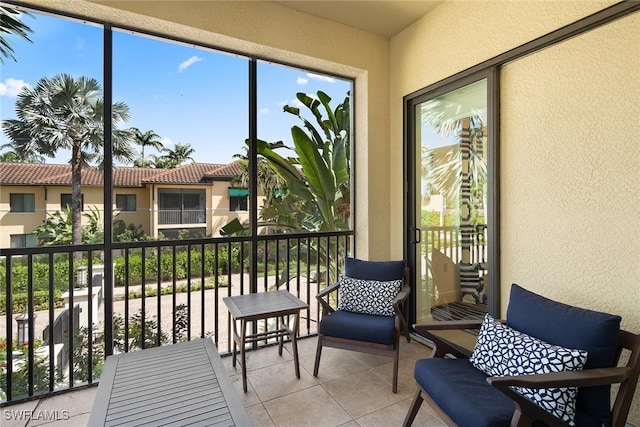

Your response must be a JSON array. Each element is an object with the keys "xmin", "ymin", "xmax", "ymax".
[
  {"xmin": 113, "ymin": 246, "xmax": 242, "ymax": 286},
  {"xmin": 0, "ymin": 289, "xmax": 64, "ymax": 315},
  {"xmin": 0, "ymin": 247, "xmax": 244, "ymax": 296}
]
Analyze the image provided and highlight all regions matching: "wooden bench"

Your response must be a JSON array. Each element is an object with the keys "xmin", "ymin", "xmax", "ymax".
[{"xmin": 88, "ymin": 338, "xmax": 250, "ymax": 426}]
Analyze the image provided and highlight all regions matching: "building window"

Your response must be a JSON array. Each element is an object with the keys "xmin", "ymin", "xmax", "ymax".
[
  {"xmin": 229, "ymin": 188, "xmax": 248, "ymax": 212},
  {"xmin": 116, "ymin": 194, "xmax": 136, "ymax": 211},
  {"xmin": 10, "ymin": 234, "xmax": 36, "ymax": 248},
  {"xmin": 61, "ymin": 193, "xmax": 84, "ymax": 211},
  {"xmin": 10, "ymin": 193, "xmax": 35, "ymax": 212},
  {"xmin": 158, "ymin": 190, "xmax": 205, "ymax": 225}
]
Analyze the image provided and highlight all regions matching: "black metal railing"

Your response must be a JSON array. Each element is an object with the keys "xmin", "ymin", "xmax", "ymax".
[{"xmin": 0, "ymin": 230, "xmax": 353, "ymax": 405}]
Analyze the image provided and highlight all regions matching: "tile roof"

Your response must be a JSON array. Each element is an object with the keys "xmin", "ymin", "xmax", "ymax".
[
  {"xmin": 0, "ymin": 162, "xmax": 239, "ymax": 187},
  {"xmin": 203, "ymin": 162, "xmax": 245, "ymax": 180},
  {"xmin": 141, "ymin": 163, "xmax": 226, "ymax": 184}
]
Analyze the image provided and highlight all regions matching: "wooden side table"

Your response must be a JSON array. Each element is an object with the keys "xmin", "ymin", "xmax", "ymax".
[{"xmin": 223, "ymin": 290, "xmax": 309, "ymax": 392}]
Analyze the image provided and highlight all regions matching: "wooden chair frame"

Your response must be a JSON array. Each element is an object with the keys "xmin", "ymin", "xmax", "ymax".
[
  {"xmin": 313, "ymin": 267, "xmax": 411, "ymax": 393},
  {"xmin": 403, "ymin": 320, "xmax": 640, "ymax": 427}
]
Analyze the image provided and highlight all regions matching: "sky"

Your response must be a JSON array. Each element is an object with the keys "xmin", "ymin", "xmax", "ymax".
[{"xmin": 0, "ymin": 9, "xmax": 352, "ymax": 166}]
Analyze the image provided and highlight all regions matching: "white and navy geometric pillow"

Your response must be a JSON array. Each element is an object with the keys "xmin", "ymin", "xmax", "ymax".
[
  {"xmin": 337, "ymin": 276, "xmax": 402, "ymax": 317},
  {"xmin": 470, "ymin": 314, "xmax": 588, "ymax": 426}
]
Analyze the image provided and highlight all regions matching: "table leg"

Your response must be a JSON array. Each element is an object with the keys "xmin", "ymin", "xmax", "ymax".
[
  {"xmin": 291, "ymin": 312, "xmax": 301, "ymax": 379},
  {"xmin": 231, "ymin": 318, "xmax": 237, "ymax": 368},
  {"xmin": 240, "ymin": 319, "xmax": 248, "ymax": 392},
  {"xmin": 278, "ymin": 316, "xmax": 285, "ymax": 356}
]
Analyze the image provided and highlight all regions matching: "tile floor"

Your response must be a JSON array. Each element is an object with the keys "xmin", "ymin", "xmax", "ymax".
[{"xmin": 1, "ymin": 337, "xmax": 446, "ymax": 427}]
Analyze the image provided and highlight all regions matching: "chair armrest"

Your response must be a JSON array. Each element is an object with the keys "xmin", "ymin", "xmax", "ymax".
[
  {"xmin": 316, "ymin": 282, "xmax": 340, "ymax": 315},
  {"xmin": 487, "ymin": 366, "xmax": 632, "ymax": 389},
  {"xmin": 393, "ymin": 285, "xmax": 411, "ymax": 341},
  {"xmin": 487, "ymin": 367, "xmax": 633, "ymax": 427},
  {"xmin": 414, "ymin": 320, "xmax": 486, "ymax": 358},
  {"xmin": 317, "ymin": 281, "xmax": 340, "ymax": 299},
  {"xmin": 392, "ymin": 285, "xmax": 410, "ymax": 309}
]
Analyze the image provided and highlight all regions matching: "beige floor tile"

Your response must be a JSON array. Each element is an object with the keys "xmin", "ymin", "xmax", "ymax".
[
  {"xmin": 245, "ymin": 345, "xmax": 295, "ymax": 372},
  {"xmin": 2, "ymin": 399, "xmax": 39, "ymax": 427},
  {"xmin": 399, "ymin": 340, "xmax": 433, "ymax": 361},
  {"xmin": 346, "ymin": 350, "xmax": 395, "ymax": 370},
  {"xmin": 228, "ymin": 373, "xmax": 261, "ymax": 408},
  {"xmin": 246, "ymin": 403, "xmax": 275, "ymax": 427},
  {"xmin": 263, "ymin": 385, "xmax": 351, "ymax": 427},
  {"xmin": 28, "ymin": 387, "xmax": 97, "ymax": 426},
  {"xmin": 355, "ymin": 398, "xmax": 445, "ymax": 427},
  {"xmin": 300, "ymin": 347, "xmax": 368, "ymax": 384},
  {"xmin": 322, "ymin": 370, "xmax": 406, "ymax": 419},
  {"xmin": 284, "ymin": 336, "xmax": 319, "ymax": 358},
  {"xmin": 370, "ymin": 357, "xmax": 419, "ymax": 397},
  {"xmin": 30, "ymin": 412, "xmax": 90, "ymax": 427},
  {"xmin": 249, "ymin": 359, "xmax": 319, "ymax": 402}
]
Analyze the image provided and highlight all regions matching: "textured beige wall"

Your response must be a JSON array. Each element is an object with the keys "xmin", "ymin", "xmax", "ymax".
[
  {"xmin": 390, "ymin": 1, "xmax": 639, "ymax": 421},
  {"xmin": 500, "ymin": 13, "xmax": 640, "ymax": 422}
]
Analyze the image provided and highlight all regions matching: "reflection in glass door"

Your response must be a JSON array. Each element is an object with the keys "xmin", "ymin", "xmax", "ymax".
[{"xmin": 413, "ymin": 79, "xmax": 489, "ymax": 324}]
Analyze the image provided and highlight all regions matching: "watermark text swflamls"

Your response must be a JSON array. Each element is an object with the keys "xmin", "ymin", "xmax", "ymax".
[{"xmin": 3, "ymin": 409, "xmax": 71, "ymax": 421}]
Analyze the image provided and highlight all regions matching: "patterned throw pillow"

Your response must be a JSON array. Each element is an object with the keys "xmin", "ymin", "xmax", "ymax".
[
  {"xmin": 470, "ymin": 314, "xmax": 588, "ymax": 425},
  {"xmin": 337, "ymin": 276, "xmax": 402, "ymax": 317}
]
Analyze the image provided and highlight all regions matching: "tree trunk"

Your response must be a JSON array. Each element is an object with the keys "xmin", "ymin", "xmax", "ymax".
[{"xmin": 71, "ymin": 141, "xmax": 83, "ymax": 247}]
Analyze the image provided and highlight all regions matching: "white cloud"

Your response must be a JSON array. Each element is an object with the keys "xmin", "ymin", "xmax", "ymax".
[
  {"xmin": 0, "ymin": 78, "xmax": 30, "ymax": 97},
  {"xmin": 307, "ymin": 73, "xmax": 335, "ymax": 83},
  {"xmin": 276, "ymin": 100, "xmax": 288, "ymax": 107},
  {"xmin": 296, "ymin": 77, "xmax": 308, "ymax": 85},
  {"xmin": 259, "ymin": 108, "xmax": 269, "ymax": 115},
  {"xmin": 178, "ymin": 56, "xmax": 203, "ymax": 73}
]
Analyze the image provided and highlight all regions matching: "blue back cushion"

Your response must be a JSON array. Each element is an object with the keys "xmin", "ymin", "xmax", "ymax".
[
  {"xmin": 506, "ymin": 284, "xmax": 621, "ymax": 425},
  {"xmin": 344, "ymin": 257, "xmax": 405, "ymax": 281}
]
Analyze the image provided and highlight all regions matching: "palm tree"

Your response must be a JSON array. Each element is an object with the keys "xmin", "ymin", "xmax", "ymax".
[
  {"xmin": 0, "ymin": 6, "xmax": 33, "ymax": 64},
  {"xmin": 231, "ymin": 147, "xmax": 285, "ymax": 207},
  {"xmin": 2, "ymin": 73, "xmax": 136, "ymax": 245},
  {"xmin": 131, "ymin": 127, "xmax": 163, "ymax": 167},
  {"xmin": 156, "ymin": 142, "xmax": 195, "ymax": 168},
  {"xmin": 0, "ymin": 143, "xmax": 45, "ymax": 163}
]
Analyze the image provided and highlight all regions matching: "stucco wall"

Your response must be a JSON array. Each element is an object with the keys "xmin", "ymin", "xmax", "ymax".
[
  {"xmin": 0, "ymin": 185, "xmax": 46, "ymax": 248},
  {"xmin": 390, "ymin": 0, "xmax": 639, "ymax": 421}
]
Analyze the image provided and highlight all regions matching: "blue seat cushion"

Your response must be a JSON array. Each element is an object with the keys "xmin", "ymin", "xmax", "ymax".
[
  {"xmin": 344, "ymin": 257, "xmax": 405, "ymax": 281},
  {"xmin": 414, "ymin": 358, "xmax": 514, "ymax": 427},
  {"xmin": 506, "ymin": 284, "xmax": 621, "ymax": 425},
  {"xmin": 319, "ymin": 310, "xmax": 395, "ymax": 345}
]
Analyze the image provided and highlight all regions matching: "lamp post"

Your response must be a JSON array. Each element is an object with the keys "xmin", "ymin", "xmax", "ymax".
[
  {"xmin": 77, "ymin": 266, "xmax": 87, "ymax": 289},
  {"xmin": 16, "ymin": 311, "xmax": 35, "ymax": 346}
]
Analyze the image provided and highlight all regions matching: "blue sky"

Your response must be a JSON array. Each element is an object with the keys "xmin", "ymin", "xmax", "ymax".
[{"xmin": 0, "ymin": 9, "xmax": 351, "ymax": 165}]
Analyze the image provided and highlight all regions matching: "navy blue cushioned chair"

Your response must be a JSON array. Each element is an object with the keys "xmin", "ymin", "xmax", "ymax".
[
  {"xmin": 403, "ymin": 284, "xmax": 640, "ymax": 427},
  {"xmin": 313, "ymin": 257, "xmax": 410, "ymax": 393}
]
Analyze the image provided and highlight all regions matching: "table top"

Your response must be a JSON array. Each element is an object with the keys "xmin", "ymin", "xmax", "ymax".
[
  {"xmin": 223, "ymin": 290, "xmax": 309, "ymax": 320},
  {"xmin": 88, "ymin": 338, "xmax": 250, "ymax": 427}
]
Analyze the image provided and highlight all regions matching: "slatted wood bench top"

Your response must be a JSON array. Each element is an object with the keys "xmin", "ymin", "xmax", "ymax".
[{"xmin": 88, "ymin": 338, "xmax": 250, "ymax": 426}]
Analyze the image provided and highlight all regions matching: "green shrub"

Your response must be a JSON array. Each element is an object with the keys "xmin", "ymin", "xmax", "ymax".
[{"xmin": 0, "ymin": 289, "xmax": 64, "ymax": 315}]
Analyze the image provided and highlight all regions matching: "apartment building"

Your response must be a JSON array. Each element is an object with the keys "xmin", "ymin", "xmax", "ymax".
[{"xmin": 0, "ymin": 161, "xmax": 255, "ymax": 247}]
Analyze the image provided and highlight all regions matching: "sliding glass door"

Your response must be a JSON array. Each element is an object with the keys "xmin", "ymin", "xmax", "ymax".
[{"xmin": 406, "ymin": 72, "xmax": 498, "ymax": 325}]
